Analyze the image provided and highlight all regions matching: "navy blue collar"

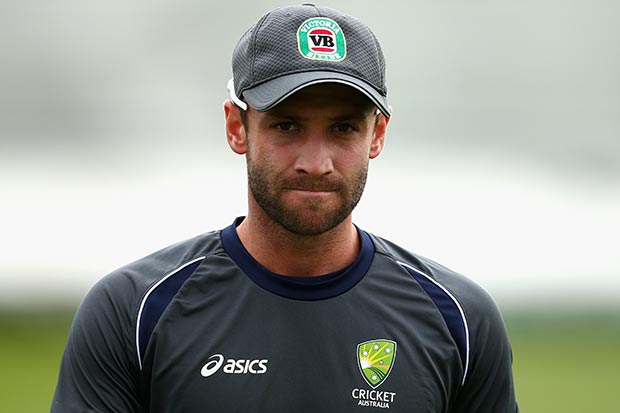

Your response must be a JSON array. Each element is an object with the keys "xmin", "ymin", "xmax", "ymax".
[{"xmin": 220, "ymin": 217, "xmax": 374, "ymax": 301}]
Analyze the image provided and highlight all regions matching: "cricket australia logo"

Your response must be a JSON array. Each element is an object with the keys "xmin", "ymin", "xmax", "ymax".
[
  {"xmin": 352, "ymin": 339, "xmax": 398, "ymax": 409},
  {"xmin": 357, "ymin": 339, "xmax": 396, "ymax": 388},
  {"xmin": 297, "ymin": 17, "xmax": 346, "ymax": 61}
]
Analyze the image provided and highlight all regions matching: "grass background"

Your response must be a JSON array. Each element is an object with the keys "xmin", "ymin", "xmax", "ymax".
[{"xmin": 1, "ymin": 309, "xmax": 618, "ymax": 412}]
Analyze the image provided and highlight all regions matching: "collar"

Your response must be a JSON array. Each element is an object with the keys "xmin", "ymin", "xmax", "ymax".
[{"xmin": 220, "ymin": 217, "xmax": 374, "ymax": 300}]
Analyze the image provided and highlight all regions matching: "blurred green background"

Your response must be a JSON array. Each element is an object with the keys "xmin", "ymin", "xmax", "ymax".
[
  {"xmin": 1, "ymin": 0, "xmax": 618, "ymax": 411},
  {"xmin": 1, "ymin": 308, "xmax": 618, "ymax": 412}
]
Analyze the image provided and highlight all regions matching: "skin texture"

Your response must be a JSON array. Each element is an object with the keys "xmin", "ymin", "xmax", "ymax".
[{"xmin": 224, "ymin": 83, "xmax": 389, "ymax": 277}]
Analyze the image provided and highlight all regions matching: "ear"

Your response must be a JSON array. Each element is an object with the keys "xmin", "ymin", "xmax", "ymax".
[
  {"xmin": 224, "ymin": 100, "xmax": 248, "ymax": 155},
  {"xmin": 369, "ymin": 113, "xmax": 390, "ymax": 159}
]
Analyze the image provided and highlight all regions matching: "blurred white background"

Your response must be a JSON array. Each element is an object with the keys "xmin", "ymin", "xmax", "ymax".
[{"xmin": 1, "ymin": 0, "xmax": 618, "ymax": 311}]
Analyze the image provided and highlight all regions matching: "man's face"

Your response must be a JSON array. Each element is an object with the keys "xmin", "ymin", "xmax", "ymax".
[{"xmin": 242, "ymin": 83, "xmax": 386, "ymax": 236}]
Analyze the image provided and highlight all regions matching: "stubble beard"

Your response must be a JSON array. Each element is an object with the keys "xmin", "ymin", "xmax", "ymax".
[{"xmin": 246, "ymin": 151, "xmax": 368, "ymax": 237}]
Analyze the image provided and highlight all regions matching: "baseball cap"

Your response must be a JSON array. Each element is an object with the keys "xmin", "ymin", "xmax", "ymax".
[{"xmin": 229, "ymin": 3, "xmax": 391, "ymax": 117}]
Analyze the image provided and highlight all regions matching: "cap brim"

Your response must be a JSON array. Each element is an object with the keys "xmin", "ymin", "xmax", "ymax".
[{"xmin": 242, "ymin": 71, "xmax": 391, "ymax": 117}]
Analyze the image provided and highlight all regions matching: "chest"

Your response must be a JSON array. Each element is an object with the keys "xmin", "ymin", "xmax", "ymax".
[{"xmin": 140, "ymin": 272, "xmax": 462, "ymax": 412}]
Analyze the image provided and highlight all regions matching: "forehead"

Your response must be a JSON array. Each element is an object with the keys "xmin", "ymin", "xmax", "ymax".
[{"xmin": 265, "ymin": 83, "xmax": 376, "ymax": 116}]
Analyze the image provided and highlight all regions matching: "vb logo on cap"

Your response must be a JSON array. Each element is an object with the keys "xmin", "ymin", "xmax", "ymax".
[{"xmin": 297, "ymin": 17, "xmax": 346, "ymax": 61}]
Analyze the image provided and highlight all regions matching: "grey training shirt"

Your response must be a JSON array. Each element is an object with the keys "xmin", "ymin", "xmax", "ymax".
[{"xmin": 52, "ymin": 218, "xmax": 518, "ymax": 412}]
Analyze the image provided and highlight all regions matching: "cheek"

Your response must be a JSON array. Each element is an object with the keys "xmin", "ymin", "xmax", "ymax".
[
  {"xmin": 251, "ymin": 140, "xmax": 302, "ymax": 172},
  {"xmin": 247, "ymin": 140, "xmax": 275, "ymax": 167},
  {"xmin": 334, "ymin": 143, "xmax": 371, "ymax": 170},
  {"xmin": 247, "ymin": 143, "xmax": 288, "ymax": 184}
]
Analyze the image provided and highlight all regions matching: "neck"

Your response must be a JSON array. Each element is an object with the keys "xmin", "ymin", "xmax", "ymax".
[{"xmin": 236, "ymin": 211, "xmax": 360, "ymax": 277}]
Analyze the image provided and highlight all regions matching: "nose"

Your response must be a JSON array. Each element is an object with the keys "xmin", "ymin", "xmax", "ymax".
[{"xmin": 293, "ymin": 134, "xmax": 334, "ymax": 176}]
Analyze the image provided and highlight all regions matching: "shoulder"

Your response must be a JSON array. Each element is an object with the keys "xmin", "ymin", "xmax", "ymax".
[
  {"xmin": 73, "ymin": 230, "xmax": 226, "ymax": 340},
  {"xmin": 368, "ymin": 232, "xmax": 502, "ymax": 322},
  {"xmin": 368, "ymin": 232, "xmax": 513, "ymax": 388},
  {"xmin": 65, "ymin": 230, "xmax": 226, "ymax": 372},
  {"xmin": 53, "ymin": 229, "xmax": 226, "ymax": 412},
  {"xmin": 91, "ymin": 230, "xmax": 224, "ymax": 304}
]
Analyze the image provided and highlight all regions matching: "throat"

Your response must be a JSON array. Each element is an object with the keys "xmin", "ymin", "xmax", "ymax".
[{"xmin": 236, "ymin": 216, "xmax": 360, "ymax": 277}]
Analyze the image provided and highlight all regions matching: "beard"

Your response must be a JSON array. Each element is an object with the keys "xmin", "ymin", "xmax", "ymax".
[{"xmin": 246, "ymin": 150, "xmax": 368, "ymax": 236}]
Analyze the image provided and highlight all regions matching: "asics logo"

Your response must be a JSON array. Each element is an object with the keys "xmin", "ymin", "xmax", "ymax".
[{"xmin": 200, "ymin": 354, "xmax": 268, "ymax": 377}]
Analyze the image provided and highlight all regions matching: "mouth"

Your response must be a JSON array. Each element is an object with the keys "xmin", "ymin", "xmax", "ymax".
[
  {"xmin": 283, "ymin": 179, "xmax": 341, "ymax": 197},
  {"xmin": 289, "ymin": 188, "xmax": 334, "ymax": 195}
]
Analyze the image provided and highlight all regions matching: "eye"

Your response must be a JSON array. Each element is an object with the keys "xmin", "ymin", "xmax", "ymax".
[
  {"xmin": 333, "ymin": 123, "xmax": 357, "ymax": 133},
  {"xmin": 274, "ymin": 122, "xmax": 298, "ymax": 132}
]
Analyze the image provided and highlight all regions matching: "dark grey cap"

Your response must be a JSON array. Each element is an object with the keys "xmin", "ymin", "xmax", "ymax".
[{"xmin": 231, "ymin": 3, "xmax": 391, "ymax": 116}]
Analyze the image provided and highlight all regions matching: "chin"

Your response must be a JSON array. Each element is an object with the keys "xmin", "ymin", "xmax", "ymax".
[{"xmin": 274, "ymin": 208, "xmax": 350, "ymax": 237}]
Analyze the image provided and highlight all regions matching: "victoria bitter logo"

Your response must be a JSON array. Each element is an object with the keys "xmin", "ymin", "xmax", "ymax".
[{"xmin": 297, "ymin": 17, "xmax": 346, "ymax": 61}]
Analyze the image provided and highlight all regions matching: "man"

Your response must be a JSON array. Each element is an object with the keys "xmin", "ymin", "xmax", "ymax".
[{"xmin": 52, "ymin": 4, "xmax": 518, "ymax": 412}]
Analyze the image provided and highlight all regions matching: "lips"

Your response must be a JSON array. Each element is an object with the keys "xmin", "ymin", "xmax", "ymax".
[
  {"xmin": 289, "ymin": 187, "xmax": 335, "ymax": 192},
  {"xmin": 284, "ymin": 179, "xmax": 341, "ymax": 193}
]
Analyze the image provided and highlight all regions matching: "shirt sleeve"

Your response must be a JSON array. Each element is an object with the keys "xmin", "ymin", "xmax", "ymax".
[
  {"xmin": 452, "ymin": 285, "xmax": 519, "ymax": 413},
  {"xmin": 51, "ymin": 271, "xmax": 143, "ymax": 413}
]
